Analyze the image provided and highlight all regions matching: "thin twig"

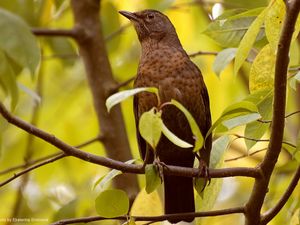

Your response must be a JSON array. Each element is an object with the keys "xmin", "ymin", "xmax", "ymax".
[
  {"xmin": 31, "ymin": 28, "xmax": 78, "ymax": 37},
  {"xmin": 0, "ymin": 153, "xmax": 66, "ymax": 188},
  {"xmin": 261, "ymin": 166, "xmax": 300, "ymax": 224},
  {"xmin": 0, "ymin": 135, "xmax": 102, "ymax": 177},
  {"xmin": 110, "ymin": 76, "xmax": 135, "ymax": 94},
  {"xmin": 225, "ymin": 148, "xmax": 267, "ymax": 162},
  {"xmin": 0, "ymin": 102, "xmax": 261, "ymax": 179},
  {"xmin": 189, "ymin": 51, "xmax": 218, "ymax": 58},
  {"xmin": 258, "ymin": 110, "xmax": 300, "ymax": 123},
  {"xmin": 51, "ymin": 206, "xmax": 245, "ymax": 225}
]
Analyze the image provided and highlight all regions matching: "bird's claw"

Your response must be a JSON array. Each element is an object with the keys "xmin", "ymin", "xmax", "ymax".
[
  {"xmin": 195, "ymin": 156, "xmax": 211, "ymax": 192},
  {"xmin": 153, "ymin": 157, "xmax": 168, "ymax": 183}
]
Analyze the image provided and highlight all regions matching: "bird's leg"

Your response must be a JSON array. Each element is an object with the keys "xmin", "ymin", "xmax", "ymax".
[
  {"xmin": 142, "ymin": 145, "xmax": 151, "ymax": 169},
  {"xmin": 153, "ymin": 153, "xmax": 168, "ymax": 183},
  {"xmin": 195, "ymin": 153, "xmax": 211, "ymax": 191}
]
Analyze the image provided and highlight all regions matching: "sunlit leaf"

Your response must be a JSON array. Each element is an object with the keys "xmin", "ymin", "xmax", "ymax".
[
  {"xmin": 207, "ymin": 101, "xmax": 259, "ymax": 137},
  {"xmin": 95, "ymin": 189, "xmax": 129, "ymax": 218},
  {"xmin": 234, "ymin": 7, "xmax": 268, "ymax": 75},
  {"xmin": 283, "ymin": 143, "xmax": 300, "ymax": 163},
  {"xmin": 289, "ymin": 208, "xmax": 299, "ymax": 225},
  {"xmin": 204, "ymin": 8, "xmax": 265, "ymax": 47},
  {"xmin": 52, "ymin": 200, "xmax": 77, "ymax": 222},
  {"xmin": 222, "ymin": 113, "xmax": 261, "ymax": 129},
  {"xmin": 213, "ymin": 48, "xmax": 237, "ymax": 76},
  {"xmin": 289, "ymin": 71, "xmax": 300, "ymax": 91},
  {"xmin": 265, "ymin": 0, "xmax": 285, "ymax": 52},
  {"xmin": 170, "ymin": 99, "xmax": 203, "ymax": 152},
  {"xmin": 106, "ymin": 87, "xmax": 158, "ymax": 112},
  {"xmin": 93, "ymin": 159, "xmax": 137, "ymax": 190},
  {"xmin": 145, "ymin": 164, "xmax": 161, "ymax": 194},
  {"xmin": 0, "ymin": 8, "xmax": 40, "ymax": 75},
  {"xmin": 0, "ymin": 51, "xmax": 18, "ymax": 109},
  {"xmin": 244, "ymin": 90, "xmax": 273, "ymax": 149},
  {"xmin": 146, "ymin": 0, "xmax": 175, "ymax": 10},
  {"xmin": 195, "ymin": 136, "xmax": 229, "ymax": 210},
  {"xmin": 224, "ymin": 0, "xmax": 268, "ymax": 9},
  {"xmin": 249, "ymin": 44, "xmax": 275, "ymax": 93},
  {"xmin": 139, "ymin": 108, "xmax": 162, "ymax": 149},
  {"xmin": 161, "ymin": 122, "xmax": 192, "ymax": 148}
]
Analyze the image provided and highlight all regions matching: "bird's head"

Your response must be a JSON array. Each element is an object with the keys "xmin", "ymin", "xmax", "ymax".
[{"xmin": 119, "ymin": 9, "xmax": 181, "ymax": 47}]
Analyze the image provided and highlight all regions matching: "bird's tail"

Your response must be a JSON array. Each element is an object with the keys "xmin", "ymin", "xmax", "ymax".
[{"xmin": 164, "ymin": 175, "xmax": 195, "ymax": 223}]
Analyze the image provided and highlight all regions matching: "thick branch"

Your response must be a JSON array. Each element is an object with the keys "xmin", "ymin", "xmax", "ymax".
[
  {"xmin": 244, "ymin": 1, "xmax": 300, "ymax": 224},
  {"xmin": 0, "ymin": 102, "xmax": 261, "ymax": 179},
  {"xmin": 70, "ymin": 0, "xmax": 139, "ymax": 199},
  {"xmin": 261, "ymin": 166, "xmax": 300, "ymax": 224},
  {"xmin": 51, "ymin": 206, "xmax": 245, "ymax": 225}
]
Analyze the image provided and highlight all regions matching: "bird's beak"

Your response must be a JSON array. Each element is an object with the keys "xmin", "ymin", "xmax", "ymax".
[{"xmin": 119, "ymin": 10, "xmax": 139, "ymax": 22}]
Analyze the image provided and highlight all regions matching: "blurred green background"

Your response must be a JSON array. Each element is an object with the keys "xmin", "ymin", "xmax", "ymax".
[{"xmin": 0, "ymin": 0, "xmax": 299, "ymax": 224}]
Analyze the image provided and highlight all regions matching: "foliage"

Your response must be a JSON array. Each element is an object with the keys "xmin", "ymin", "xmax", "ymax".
[{"xmin": 0, "ymin": 0, "xmax": 299, "ymax": 225}]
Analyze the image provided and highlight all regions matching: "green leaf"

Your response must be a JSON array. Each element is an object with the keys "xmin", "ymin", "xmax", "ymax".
[
  {"xmin": 207, "ymin": 101, "xmax": 259, "ymax": 137},
  {"xmin": 244, "ymin": 90, "xmax": 273, "ymax": 149},
  {"xmin": 139, "ymin": 108, "xmax": 162, "ymax": 149},
  {"xmin": 0, "ymin": 8, "xmax": 40, "ymax": 75},
  {"xmin": 106, "ymin": 87, "xmax": 158, "ymax": 112},
  {"xmin": 222, "ymin": 113, "xmax": 261, "ymax": 130},
  {"xmin": 93, "ymin": 159, "xmax": 137, "ymax": 190},
  {"xmin": 52, "ymin": 200, "xmax": 77, "ymax": 222},
  {"xmin": 161, "ymin": 122, "xmax": 192, "ymax": 148},
  {"xmin": 249, "ymin": 44, "xmax": 275, "ymax": 93},
  {"xmin": 224, "ymin": 0, "xmax": 269, "ymax": 9},
  {"xmin": 204, "ymin": 8, "xmax": 265, "ymax": 47},
  {"xmin": 213, "ymin": 48, "xmax": 237, "ymax": 76},
  {"xmin": 265, "ymin": 0, "xmax": 285, "ymax": 52},
  {"xmin": 282, "ymin": 143, "xmax": 300, "ymax": 163},
  {"xmin": 145, "ymin": 164, "xmax": 161, "ymax": 194},
  {"xmin": 195, "ymin": 136, "xmax": 229, "ymax": 210},
  {"xmin": 289, "ymin": 71, "xmax": 300, "ymax": 91},
  {"xmin": 170, "ymin": 99, "xmax": 204, "ymax": 152},
  {"xmin": 0, "ymin": 50, "xmax": 19, "ymax": 109},
  {"xmin": 234, "ymin": 7, "xmax": 268, "ymax": 75},
  {"xmin": 95, "ymin": 189, "xmax": 129, "ymax": 218},
  {"xmin": 209, "ymin": 135, "xmax": 230, "ymax": 169},
  {"xmin": 122, "ymin": 217, "xmax": 136, "ymax": 225}
]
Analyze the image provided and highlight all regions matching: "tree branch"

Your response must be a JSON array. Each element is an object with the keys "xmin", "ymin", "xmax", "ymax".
[
  {"xmin": 244, "ymin": 1, "xmax": 300, "ymax": 224},
  {"xmin": 51, "ymin": 206, "xmax": 245, "ymax": 225},
  {"xmin": 70, "ymin": 0, "xmax": 139, "ymax": 200},
  {"xmin": 0, "ymin": 102, "xmax": 261, "ymax": 179},
  {"xmin": 261, "ymin": 166, "xmax": 300, "ymax": 224},
  {"xmin": 31, "ymin": 28, "xmax": 78, "ymax": 37},
  {"xmin": 0, "ymin": 153, "xmax": 66, "ymax": 188}
]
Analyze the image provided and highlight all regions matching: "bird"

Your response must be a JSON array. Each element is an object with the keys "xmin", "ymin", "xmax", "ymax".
[{"xmin": 119, "ymin": 9, "xmax": 212, "ymax": 224}]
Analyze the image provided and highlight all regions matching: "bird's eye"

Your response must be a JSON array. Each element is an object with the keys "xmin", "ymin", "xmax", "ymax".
[{"xmin": 147, "ymin": 13, "xmax": 155, "ymax": 20}]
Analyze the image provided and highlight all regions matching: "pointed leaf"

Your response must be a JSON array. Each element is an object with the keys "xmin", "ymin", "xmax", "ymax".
[
  {"xmin": 0, "ymin": 51, "xmax": 18, "ymax": 109},
  {"xmin": 93, "ymin": 159, "xmax": 137, "ymax": 190},
  {"xmin": 207, "ymin": 101, "xmax": 259, "ymax": 137},
  {"xmin": 145, "ymin": 164, "xmax": 161, "ymax": 194},
  {"xmin": 289, "ymin": 71, "xmax": 300, "ymax": 91},
  {"xmin": 249, "ymin": 44, "xmax": 275, "ymax": 93},
  {"xmin": 244, "ymin": 90, "xmax": 273, "ymax": 149},
  {"xmin": 222, "ymin": 113, "xmax": 261, "ymax": 129},
  {"xmin": 234, "ymin": 7, "xmax": 268, "ymax": 75},
  {"xmin": 106, "ymin": 87, "xmax": 158, "ymax": 112},
  {"xmin": 204, "ymin": 8, "xmax": 265, "ymax": 47},
  {"xmin": 139, "ymin": 109, "xmax": 162, "ymax": 149},
  {"xmin": 213, "ymin": 48, "xmax": 237, "ymax": 76},
  {"xmin": 0, "ymin": 8, "xmax": 40, "ymax": 75},
  {"xmin": 265, "ymin": 0, "xmax": 285, "ymax": 52},
  {"xmin": 95, "ymin": 189, "xmax": 129, "ymax": 218},
  {"xmin": 161, "ymin": 122, "xmax": 193, "ymax": 148},
  {"xmin": 170, "ymin": 99, "xmax": 203, "ymax": 152}
]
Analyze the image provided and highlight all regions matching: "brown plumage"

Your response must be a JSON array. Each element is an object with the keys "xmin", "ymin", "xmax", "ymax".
[{"xmin": 119, "ymin": 9, "xmax": 212, "ymax": 223}]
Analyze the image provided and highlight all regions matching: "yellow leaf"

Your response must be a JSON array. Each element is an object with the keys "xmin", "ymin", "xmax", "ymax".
[
  {"xmin": 249, "ymin": 44, "xmax": 275, "ymax": 93},
  {"xmin": 265, "ymin": 0, "xmax": 285, "ymax": 52}
]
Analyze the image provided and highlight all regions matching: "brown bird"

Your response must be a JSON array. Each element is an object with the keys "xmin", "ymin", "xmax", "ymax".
[{"xmin": 119, "ymin": 9, "xmax": 212, "ymax": 223}]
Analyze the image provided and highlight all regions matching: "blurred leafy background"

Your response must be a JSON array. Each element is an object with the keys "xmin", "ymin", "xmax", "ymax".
[{"xmin": 0, "ymin": 0, "xmax": 299, "ymax": 224}]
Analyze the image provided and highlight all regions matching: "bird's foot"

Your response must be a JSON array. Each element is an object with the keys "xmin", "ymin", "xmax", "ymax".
[
  {"xmin": 153, "ymin": 157, "xmax": 168, "ymax": 183},
  {"xmin": 195, "ymin": 154, "xmax": 211, "ymax": 192}
]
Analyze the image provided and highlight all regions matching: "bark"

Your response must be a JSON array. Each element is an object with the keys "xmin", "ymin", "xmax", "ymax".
[{"xmin": 70, "ymin": 0, "xmax": 139, "ymax": 201}]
